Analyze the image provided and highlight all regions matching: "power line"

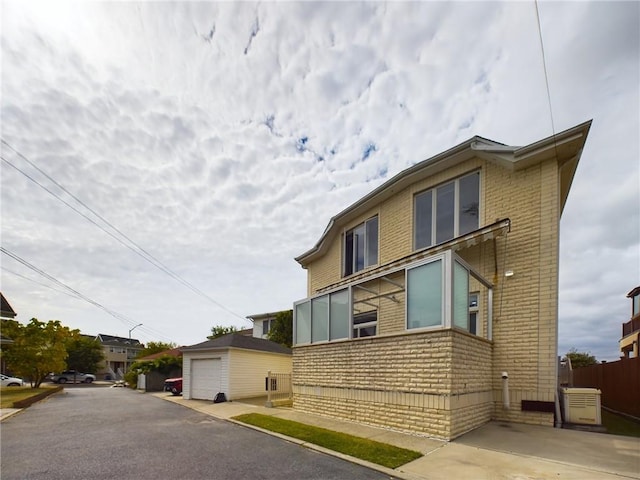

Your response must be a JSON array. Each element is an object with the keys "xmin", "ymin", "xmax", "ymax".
[
  {"xmin": 534, "ymin": 0, "xmax": 557, "ymax": 137},
  {"xmin": 1, "ymin": 140, "xmax": 249, "ymax": 323},
  {"xmin": 0, "ymin": 247, "xmax": 174, "ymax": 342},
  {"xmin": 1, "ymin": 266, "xmax": 83, "ymax": 300}
]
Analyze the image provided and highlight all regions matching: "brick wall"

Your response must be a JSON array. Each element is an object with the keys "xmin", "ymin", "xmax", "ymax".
[{"xmin": 293, "ymin": 330, "xmax": 492, "ymax": 439}]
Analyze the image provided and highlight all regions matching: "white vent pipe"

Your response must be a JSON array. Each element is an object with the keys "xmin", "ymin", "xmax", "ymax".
[{"xmin": 501, "ymin": 372, "xmax": 510, "ymax": 409}]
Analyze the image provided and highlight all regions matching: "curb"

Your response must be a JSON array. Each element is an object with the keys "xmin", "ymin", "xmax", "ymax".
[{"xmin": 0, "ymin": 408, "xmax": 23, "ymax": 422}]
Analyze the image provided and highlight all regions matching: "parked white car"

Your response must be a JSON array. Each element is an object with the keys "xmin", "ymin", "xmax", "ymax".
[{"xmin": 1, "ymin": 374, "xmax": 24, "ymax": 387}]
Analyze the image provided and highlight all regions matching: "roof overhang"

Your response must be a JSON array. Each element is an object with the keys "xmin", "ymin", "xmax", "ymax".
[
  {"xmin": 246, "ymin": 311, "xmax": 286, "ymax": 322},
  {"xmin": 627, "ymin": 286, "xmax": 640, "ymax": 298},
  {"xmin": 296, "ymin": 120, "xmax": 591, "ymax": 267}
]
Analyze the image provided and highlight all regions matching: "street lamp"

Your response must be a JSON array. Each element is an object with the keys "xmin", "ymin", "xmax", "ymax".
[
  {"xmin": 125, "ymin": 323, "xmax": 143, "ymax": 374},
  {"xmin": 129, "ymin": 323, "xmax": 143, "ymax": 339}
]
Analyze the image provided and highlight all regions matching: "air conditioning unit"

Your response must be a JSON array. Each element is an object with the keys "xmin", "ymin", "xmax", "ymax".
[{"xmin": 561, "ymin": 387, "xmax": 602, "ymax": 425}]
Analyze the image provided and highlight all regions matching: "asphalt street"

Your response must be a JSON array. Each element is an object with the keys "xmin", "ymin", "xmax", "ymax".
[{"xmin": 1, "ymin": 387, "xmax": 395, "ymax": 480}]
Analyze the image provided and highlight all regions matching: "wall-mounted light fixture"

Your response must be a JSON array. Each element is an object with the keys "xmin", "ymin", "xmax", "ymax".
[{"xmin": 504, "ymin": 270, "xmax": 514, "ymax": 277}]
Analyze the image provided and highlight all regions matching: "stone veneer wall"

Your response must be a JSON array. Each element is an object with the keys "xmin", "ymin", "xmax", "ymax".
[{"xmin": 293, "ymin": 329, "xmax": 492, "ymax": 440}]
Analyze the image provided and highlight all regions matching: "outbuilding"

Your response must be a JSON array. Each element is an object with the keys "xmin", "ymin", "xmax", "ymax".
[{"xmin": 181, "ymin": 333, "xmax": 292, "ymax": 401}]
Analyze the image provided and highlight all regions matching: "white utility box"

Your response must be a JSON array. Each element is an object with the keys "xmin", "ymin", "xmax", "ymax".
[{"xmin": 561, "ymin": 387, "xmax": 602, "ymax": 425}]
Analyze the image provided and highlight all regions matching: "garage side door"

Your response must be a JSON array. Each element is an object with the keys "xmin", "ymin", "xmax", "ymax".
[{"xmin": 191, "ymin": 358, "xmax": 221, "ymax": 400}]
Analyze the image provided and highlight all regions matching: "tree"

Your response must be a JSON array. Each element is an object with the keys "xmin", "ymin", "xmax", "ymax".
[
  {"xmin": 124, "ymin": 355, "xmax": 183, "ymax": 389},
  {"xmin": 208, "ymin": 325, "xmax": 238, "ymax": 340},
  {"xmin": 267, "ymin": 310, "xmax": 293, "ymax": 348},
  {"xmin": 65, "ymin": 335, "xmax": 104, "ymax": 373},
  {"xmin": 2, "ymin": 318, "xmax": 73, "ymax": 387},
  {"xmin": 566, "ymin": 348, "xmax": 597, "ymax": 368},
  {"xmin": 137, "ymin": 341, "xmax": 177, "ymax": 358}
]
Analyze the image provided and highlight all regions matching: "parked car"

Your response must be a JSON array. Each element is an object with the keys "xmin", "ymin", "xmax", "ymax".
[
  {"xmin": 1, "ymin": 374, "xmax": 24, "ymax": 387},
  {"xmin": 47, "ymin": 371, "xmax": 96, "ymax": 384},
  {"xmin": 164, "ymin": 377, "xmax": 182, "ymax": 395}
]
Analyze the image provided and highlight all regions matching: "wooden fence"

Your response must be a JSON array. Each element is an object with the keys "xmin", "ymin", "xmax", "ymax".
[{"xmin": 572, "ymin": 356, "xmax": 640, "ymax": 418}]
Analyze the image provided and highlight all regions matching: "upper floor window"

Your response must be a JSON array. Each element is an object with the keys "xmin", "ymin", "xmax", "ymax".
[
  {"xmin": 633, "ymin": 293, "xmax": 640, "ymax": 317},
  {"xmin": 344, "ymin": 216, "xmax": 378, "ymax": 276},
  {"xmin": 414, "ymin": 171, "xmax": 480, "ymax": 250},
  {"xmin": 262, "ymin": 319, "xmax": 272, "ymax": 336}
]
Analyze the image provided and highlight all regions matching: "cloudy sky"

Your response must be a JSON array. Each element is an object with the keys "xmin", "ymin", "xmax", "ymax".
[{"xmin": 1, "ymin": 1, "xmax": 638, "ymax": 360}]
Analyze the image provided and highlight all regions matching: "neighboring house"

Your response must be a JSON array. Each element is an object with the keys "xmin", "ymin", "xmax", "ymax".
[
  {"xmin": 248, "ymin": 310, "xmax": 289, "ymax": 339},
  {"xmin": 181, "ymin": 333, "xmax": 292, "ymax": 401},
  {"xmin": 0, "ymin": 292, "xmax": 17, "ymax": 374},
  {"xmin": 292, "ymin": 121, "xmax": 592, "ymax": 440},
  {"xmin": 136, "ymin": 347, "xmax": 183, "ymax": 392},
  {"xmin": 620, "ymin": 286, "xmax": 640, "ymax": 358},
  {"xmin": 236, "ymin": 328, "xmax": 254, "ymax": 337},
  {"xmin": 96, "ymin": 334, "xmax": 144, "ymax": 379},
  {"xmin": 0, "ymin": 292, "xmax": 17, "ymax": 320}
]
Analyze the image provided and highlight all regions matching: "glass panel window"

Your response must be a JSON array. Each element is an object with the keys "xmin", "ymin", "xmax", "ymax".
[
  {"xmin": 633, "ymin": 294, "xmax": 640, "ymax": 317},
  {"xmin": 262, "ymin": 319, "xmax": 270, "ymax": 336},
  {"xmin": 353, "ymin": 311, "xmax": 377, "ymax": 338},
  {"xmin": 414, "ymin": 172, "xmax": 480, "ymax": 249},
  {"xmin": 344, "ymin": 231, "xmax": 354, "ymax": 276},
  {"xmin": 436, "ymin": 182, "xmax": 455, "ymax": 245},
  {"xmin": 458, "ymin": 172, "xmax": 480, "ymax": 235},
  {"xmin": 365, "ymin": 216, "xmax": 378, "ymax": 267},
  {"xmin": 407, "ymin": 259, "xmax": 443, "ymax": 329},
  {"xmin": 330, "ymin": 290, "xmax": 349, "ymax": 340},
  {"xmin": 354, "ymin": 224, "xmax": 365, "ymax": 272},
  {"xmin": 295, "ymin": 301, "xmax": 311, "ymax": 344},
  {"xmin": 453, "ymin": 261, "xmax": 469, "ymax": 329},
  {"xmin": 311, "ymin": 296, "xmax": 329, "ymax": 342},
  {"xmin": 344, "ymin": 216, "xmax": 378, "ymax": 276},
  {"xmin": 469, "ymin": 293, "xmax": 479, "ymax": 335},
  {"xmin": 414, "ymin": 190, "xmax": 432, "ymax": 250}
]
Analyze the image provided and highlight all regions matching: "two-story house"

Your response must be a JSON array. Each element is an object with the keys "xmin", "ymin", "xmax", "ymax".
[
  {"xmin": 96, "ymin": 334, "xmax": 144, "ymax": 379},
  {"xmin": 249, "ymin": 310, "xmax": 292, "ymax": 340},
  {"xmin": 292, "ymin": 121, "xmax": 591, "ymax": 440},
  {"xmin": 620, "ymin": 286, "xmax": 640, "ymax": 358}
]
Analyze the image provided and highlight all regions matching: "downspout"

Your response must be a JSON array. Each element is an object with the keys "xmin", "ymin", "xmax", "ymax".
[{"xmin": 501, "ymin": 372, "xmax": 510, "ymax": 409}]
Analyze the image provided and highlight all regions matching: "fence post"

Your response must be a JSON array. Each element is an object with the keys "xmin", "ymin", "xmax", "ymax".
[{"xmin": 267, "ymin": 370, "xmax": 272, "ymax": 405}]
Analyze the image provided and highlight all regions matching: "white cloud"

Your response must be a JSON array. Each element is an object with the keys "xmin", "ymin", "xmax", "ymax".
[{"xmin": 1, "ymin": 2, "xmax": 637, "ymax": 359}]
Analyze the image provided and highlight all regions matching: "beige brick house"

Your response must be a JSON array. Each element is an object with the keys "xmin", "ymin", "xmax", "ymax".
[{"xmin": 292, "ymin": 121, "xmax": 591, "ymax": 440}]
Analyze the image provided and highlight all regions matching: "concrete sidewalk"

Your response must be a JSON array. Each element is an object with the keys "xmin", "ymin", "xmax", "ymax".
[{"xmin": 154, "ymin": 392, "xmax": 640, "ymax": 480}]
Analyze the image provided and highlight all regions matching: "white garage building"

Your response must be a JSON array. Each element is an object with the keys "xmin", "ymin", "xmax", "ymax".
[{"xmin": 181, "ymin": 333, "xmax": 292, "ymax": 401}]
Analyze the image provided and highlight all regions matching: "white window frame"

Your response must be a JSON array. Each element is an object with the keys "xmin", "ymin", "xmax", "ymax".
[
  {"xmin": 414, "ymin": 171, "xmax": 480, "ymax": 250},
  {"xmin": 293, "ymin": 286, "xmax": 352, "ymax": 346},
  {"xmin": 352, "ymin": 311, "xmax": 378, "ymax": 338},
  {"xmin": 405, "ymin": 250, "xmax": 490, "ymax": 335},
  {"xmin": 343, "ymin": 215, "xmax": 379, "ymax": 277},
  {"xmin": 294, "ymin": 249, "xmax": 493, "ymax": 346}
]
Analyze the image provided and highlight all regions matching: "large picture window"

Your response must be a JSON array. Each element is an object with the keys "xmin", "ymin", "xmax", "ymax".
[
  {"xmin": 415, "ymin": 172, "xmax": 479, "ymax": 250},
  {"xmin": 407, "ymin": 259, "xmax": 443, "ymax": 329},
  {"xmin": 344, "ymin": 216, "xmax": 378, "ymax": 276}
]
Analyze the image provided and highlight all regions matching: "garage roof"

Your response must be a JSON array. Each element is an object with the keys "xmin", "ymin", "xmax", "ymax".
[{"xmin": 181, "ymin": 333, "xmax": 291, "ymax": 355}]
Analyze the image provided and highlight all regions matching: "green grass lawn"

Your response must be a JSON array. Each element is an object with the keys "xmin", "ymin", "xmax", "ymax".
[
  {"xmin": 232, "ymin": 413, "xmax": 422, "ymax": 469},
  {"xmin": 601, "ymin": 409, "xmax": 640, "ymax": 438},
  {"xmin": 0, "ymin": 386, "xmax": 57, "ymax": 409}
]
